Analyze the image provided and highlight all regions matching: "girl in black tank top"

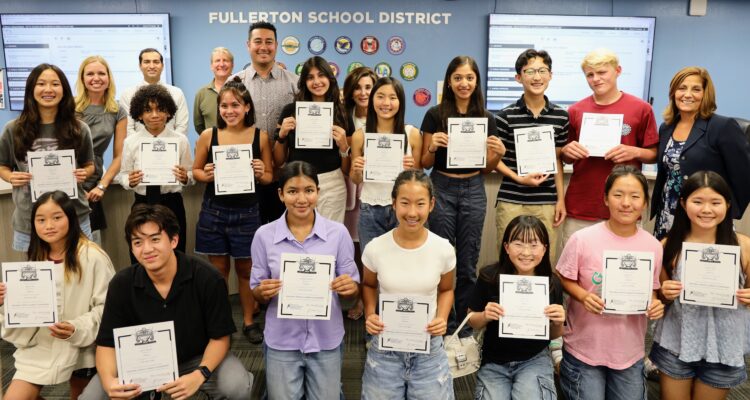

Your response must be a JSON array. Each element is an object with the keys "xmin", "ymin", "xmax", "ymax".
[{"xmin": 192, "ymin": 77, "xmax": 273, "ymax": 344}]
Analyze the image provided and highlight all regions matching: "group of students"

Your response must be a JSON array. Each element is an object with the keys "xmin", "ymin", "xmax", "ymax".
[{"xmin": 0, "ymin": 19, "xmax": 749, "ymax": 400}]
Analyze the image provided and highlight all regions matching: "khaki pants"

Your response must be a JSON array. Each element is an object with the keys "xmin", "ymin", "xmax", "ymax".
[
  {"xmin": 561, "ymin": 217, "xmax": 601, "ymax": 249},
  {"xmin": 495, "ymin": 201, "xmax": 558, "ymax": 261}
]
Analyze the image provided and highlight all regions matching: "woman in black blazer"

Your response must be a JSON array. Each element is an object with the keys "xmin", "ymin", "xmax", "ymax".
[{"xmin": 651, "ymin": 66, "xmax": 750, "ymax": 239}]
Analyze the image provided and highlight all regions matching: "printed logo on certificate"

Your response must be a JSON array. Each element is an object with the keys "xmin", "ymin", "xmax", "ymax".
[
  {"xmin": 277, "ymin": 253, "xmax": 335, "ymax": 320},
  {"xmin": 578, "ymin": 113, "xmax": 624, "ymax": 157},
  {"xmin": 680, "ymin": 242, "xmax": 740, "ymax": 309},
  {"xmin": 27, "ymin": 149, "xmax": 78, "ymax": 202},
  {"xmin": 379, "ymin": 294, "xmax": 432, "ymax": 353},
  {"xmin": 295, "ymin": 101, "xmax": 334, "ymax": 149},
  {"xmin": 2, "ymin": 261, "xmax": 58, "ymax": 328},
  {"xmin": 363, "ymin": 133, "xmax": 405, "ymax": 183},
  {"xmin": 212, "ymin": 144, "xmax": 255, "ymax": 195},
  {"xmin": 447, "ymin": 117, "xmax": 487, "ymax": 168},
  {"xmin": 602, "ymin": 251, "xmax": 654, "ymax": 314},
  {"xmin": 513, "ymin": 125, "xmax": 557, "ymax": 176},
  {"xmin": 139, "ymin": 138, "xmax": 180, "ymax": 185},
  {"xmin": 498, "ymin": 275, "xmax": 549, "ymax": 340},
  {"xmin": 113, "ymin": 321, "xmax": 179, "ymax": 391}
]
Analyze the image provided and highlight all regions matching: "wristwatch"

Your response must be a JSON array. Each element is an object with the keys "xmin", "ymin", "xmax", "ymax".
[
  {"xmin": 96, "ymin": 183, "xmax": 107, "ymax": 192},
  {"xmin": 274, "ymin": 130, "xmax": 287, "ymax": 144},
  {"xmin": 197, "ymin": 365, "xmax": 212, "ymax": 380},
  {"xmin": 339, "ymin": 147, "xmax": 351, "ymax": 158}
]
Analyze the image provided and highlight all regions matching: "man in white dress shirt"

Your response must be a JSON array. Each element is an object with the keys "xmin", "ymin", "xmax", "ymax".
[{"xmin": 120, "ymin": 48, "xmax": 189, "ymax": 136}]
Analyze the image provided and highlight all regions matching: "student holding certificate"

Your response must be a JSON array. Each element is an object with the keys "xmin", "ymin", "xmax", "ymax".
[
  {"xmin": 361, "ymin": 170, "xmax": 456, "ymax": 399},
  {"xmin": 468, "ymin": 215, "xmax": 564, "ymax": 399},
  {"xmin": 192, "ymin": 77, "xmax": 272, "ymax": 345},
  {"xmin": 560, "ymin": 49, "xmax": 659, "ymax": 245},
  {"xmin": 273, "ymin": 56, "xmax": 351, "ymax": 223},
  {"xmin": 350, "ymin": 77, "xmax": 422, "ymax": 251},
  {"xmin": 0, "ymin": 63, "xmax": 95, "ymax": 252},
  {"xmin": 251, "ymin": 161, "xmax": 359, "ymax": 400},
  {"xmin": 493, "ymin": 50, "xmax": 569, "ymax": 260},
  {"xmin": 420, "ymin": 56, "xmax": 505, "ymax": 336},
  {"xmin": 118, "ymin": 84, "xmax": 194, "ymax": 253},
  {"xmin": 651, "ymin": 171, "xmax": 750, "ymax": 399},
  {"xmin": 1, "ymin": 191, "xmax": 114, "ymax": 399},
  {"xmin": 556, "ymin": 165, "xmax": 665, "ymax": 400}
]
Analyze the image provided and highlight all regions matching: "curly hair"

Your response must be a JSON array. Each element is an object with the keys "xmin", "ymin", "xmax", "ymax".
[{"xmin": 129, "ymin": 84, "xmax": 177, "ymax": 124}]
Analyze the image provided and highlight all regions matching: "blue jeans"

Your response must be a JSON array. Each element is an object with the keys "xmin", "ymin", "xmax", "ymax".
[
  {"xmin": 13, "ymin": 215, "xmax": 92, "ymax": 252},
  {"xmin": 362, "ymin": 336, "xmax": 454, "ymax": 399},
  {"xmin": 474, "ymin": 348, "xmax": 557, "ymax": 400},
  {"xmin": 264, "ymin": 344, "xmax": 342, "ymax": 400},
  {"xmin": 428, "ymin": 172, "xmax": 486, "ymax": 334},
  {"xmin": 560, "ymin": 350, "xmax": 646, "ymax": 400},
  {"xmin": 358, "ymin": 203, "xmax": 398, "ymax": 252}
]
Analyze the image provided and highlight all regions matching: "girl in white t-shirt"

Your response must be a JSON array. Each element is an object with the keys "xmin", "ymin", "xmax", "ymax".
[
  {"xmin": 556, "ymin": 165, "xmax": 665, "ymax": 400},
  {"xmin": 361, "ymin": 169, "xmax": 456, "ymax": 399}
]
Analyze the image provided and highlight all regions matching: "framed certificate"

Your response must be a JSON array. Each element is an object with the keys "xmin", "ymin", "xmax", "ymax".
[
  {"xmin": 295, "ymin": 101, "xmax": 334, "ymax": 149},
  {"xmin": 114, "ymin": 321, "xmax": 179, "ymax": 391},
  {"xmin": 212, "ymin": 144, "xmax": 255, "ymax": 195},
  {"xmin": 139, "ymin": 138, "xmax": 179, "ymax": 185},
  {"xmin": 277, "ymin": 253, "xmax": 335, "ymax": 320},
  {"xmin": 379, "ymin": 293, "xmax": 432, "ymax": 354},
  {"xmin": 363, "ymin": 133, "xmax": 405, "ymax": 183},
  {"xmin": 513, "ymin": 125, "xmax": 557, "ymax": 176},
  {"xmin": 447, "ymin": 118, "xmax": 487, "ymax": 168},
  {"xmin": 498, "ymin": 275, "xmax": 549, "ymax": 340},
  {"xmin": 28, "ymin": 149, "xmax": 77, "ymax": 202},
  {"xmin": 2, "ymin": 261, "xmax": 58, "ymax": 328},
  {"xmin": 578, "ymin": 113, "xmax": 623, "ymax": 157},
  {"xmin": 680, "ymin": 242, "xmax": 740, "ymax": 309},
  {"xmin": 602, "ymin": 251, "xmax": 654, "ymax": 314}
]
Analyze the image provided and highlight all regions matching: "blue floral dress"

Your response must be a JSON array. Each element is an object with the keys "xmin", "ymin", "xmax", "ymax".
[{"xmin": 654, "ymin": 137, "xmax": 687, "ymax": 239}]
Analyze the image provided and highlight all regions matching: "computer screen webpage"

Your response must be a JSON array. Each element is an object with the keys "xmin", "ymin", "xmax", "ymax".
[
  {"xmin": 487, "ymin": 14, "xmax": 655, "ymax": 111},
  {"xmin": 1, "ymin": 13, "xmax": 171, "ymax": 111}
]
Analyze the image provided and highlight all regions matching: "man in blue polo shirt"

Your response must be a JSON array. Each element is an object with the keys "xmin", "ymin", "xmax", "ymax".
[{"xmin": 79, "ymin": 205, "xmax": 252, "ymax": 400}]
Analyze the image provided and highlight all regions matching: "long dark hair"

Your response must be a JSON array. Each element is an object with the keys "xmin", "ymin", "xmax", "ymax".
[
  {"xmin": 437, "ymin": 56, "xmax": 487, "ymax": 130},
  {"xmin": 662, "ymin": 171, "xmax": 737, "ymax": 278},
  {"xmin": 15, "ymin": 64, "xmax": 81, "ymax": 160},
  {"xmin": 478, "ymin": 215, "xmax": 561, "ymax": 298},
  {"xmin": 296, "ymin": 56, "xmax": 347, "ymax": 130},
  {"xmin": 366, "ymin": 77, "xmax": 406, "ymax": 135},
  {"xmin": 28, "ymin": 191, "xmax": 84, "ymax": 282},
  {"xmin": 217, "ymin": 76, "xmax": 255, "ymax": 129}
]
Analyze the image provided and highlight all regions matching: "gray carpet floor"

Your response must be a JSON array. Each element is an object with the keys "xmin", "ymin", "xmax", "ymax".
[{"xmin": 3, "ymin": 295, "xmax": 750, "ymax": 399}]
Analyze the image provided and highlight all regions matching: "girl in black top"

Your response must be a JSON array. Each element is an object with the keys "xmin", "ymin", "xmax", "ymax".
[
  {"xmin": 273, "ymin": 56, "xmax": 351, "ymax": 223},
  {"xmin": 420, "ymin": 56, "xmax": 505, "ymax": 334},
  {"xmin": 192, "ymin": 76, "xmax": 272, "ymax": 344}
]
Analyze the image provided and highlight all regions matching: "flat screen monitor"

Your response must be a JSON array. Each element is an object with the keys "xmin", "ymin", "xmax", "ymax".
[
  {"xmin": 487, "ymin": 14, "xmax": 656, "ymax": 110},
  {"xmin": 1, "ymin": 13, "xmax": 172, "ymax": 111}
]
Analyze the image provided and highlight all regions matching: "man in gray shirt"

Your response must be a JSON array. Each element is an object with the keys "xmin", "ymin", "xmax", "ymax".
[{"xmin": 231, "ymin": 21, "xmax": 298, "ymax": 223}]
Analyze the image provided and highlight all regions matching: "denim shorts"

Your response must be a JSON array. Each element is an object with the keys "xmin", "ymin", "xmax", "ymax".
[
  {"xmin": 559, "ymin": 350, "xmax": 646, "ymax": 400},
  {"xmin": 649, "ymin": 342, "xmax": 747, "ymax": 389},
  {"xmin": 362, "ymin": 335, "xmax": 454, "ymax": 399},
  {"xmin": 474, "ymin": 348, "xmax": 557, "ymax": 400},
  {"xmin": 195, "ymin": 198, "xmax": 260, "ymax": 259}
]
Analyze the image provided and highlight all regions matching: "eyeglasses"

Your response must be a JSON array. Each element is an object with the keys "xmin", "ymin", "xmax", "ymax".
[
  {"xmin": 522, "ymin": 68, "xmax": 550, "ymax": 77},
  {"xmin": 508, "ymin": 241, "xmax": 545, "ymax": 252}
]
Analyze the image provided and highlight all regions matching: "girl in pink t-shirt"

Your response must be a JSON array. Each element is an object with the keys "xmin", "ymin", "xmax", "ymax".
[{"xmin": 556, "ymin": 165, "xmax": 665, "ymax": 400}]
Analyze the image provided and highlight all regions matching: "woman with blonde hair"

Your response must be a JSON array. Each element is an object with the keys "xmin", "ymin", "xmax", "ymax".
[
  {"xmin": 74, "ymin": 55, "xmax": 127, "ymax": 240},
  {"xmin": 651, "ymin": 66, "xmax": 750, "ymax": 239}
]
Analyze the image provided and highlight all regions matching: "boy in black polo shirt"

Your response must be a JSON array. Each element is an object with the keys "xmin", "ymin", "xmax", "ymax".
[
  {"xmin": 79, "ymin": 205, "xmax": 252, "ymax": 400},
  {"xmin": 494, "ymin": 49, "xmax": 570, "ymax": 260}
]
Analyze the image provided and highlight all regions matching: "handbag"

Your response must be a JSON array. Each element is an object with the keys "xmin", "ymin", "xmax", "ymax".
[{"xmin": 444, "ymin": 312, "xmax": 482, "ymax": 378}]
